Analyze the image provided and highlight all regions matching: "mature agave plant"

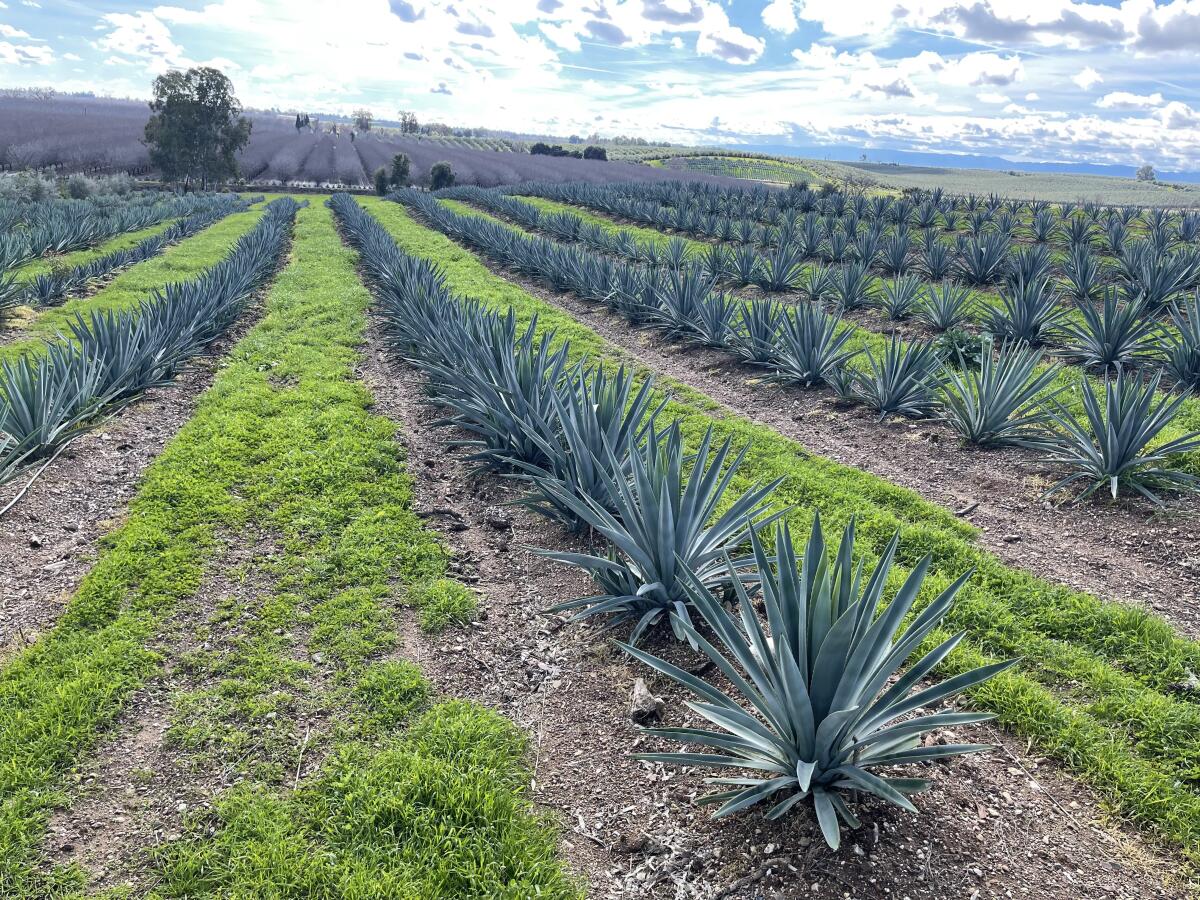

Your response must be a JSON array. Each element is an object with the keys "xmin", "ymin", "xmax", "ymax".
[
  {"xmin": 919, "ymin": 239, "xmax": 954, "ymax": 281},
  {"xmin": 653, "ymin": 267, "xmax": 713, "ymax": 339},
  {"xmin": 983, "ymin": 276, "xmax": 1065, "ymax": 346},
  {"xmin": 1029, "ymin": 209, "xmax": 1057, "ymax": 244},
  {"xmin": 730, "ymin": 243, "xmax": 762, "ymax": 287},
  {"xmin": 853, "ymin": 336, "xmax": 943, "ymax": 420},
  {"xmin": 623, "ymin": 514, "xmax": 1013, "ymax": 850},
  {"xmin": 540, "ymin": 423, "xmax": 786, "ymax": 643},
  {"xmin": 1061, "ymin": 244, "xmax": 1105, "ymax": 304},
  {"xmin": 694, "ymin": 291, "xmax": 740, "ymax": 349},
  {"xmin": 917, "ymin": 282, "xmax": 975, "ymax": 331},
  {"xmin": 1160, "ymin": 294, "xmax": 1200, "ymax": 390},
  {"xmin": 876, "ymin": 275, "xmax": 923, "ymax": 321},
  {"xmin": 771, "ymin": 303, "xmax": 857, "ymax": 388},
  {"xmin": 1041, "ymin": 370, "xmax": 1200, "ymax": 503},
  {"xmin": 1057, "ymin": 289, "xmax": 1162, "ymax": 371},
  {"xmin": 797, "ymin": 265, "xmax": 834, "ymax": 304},
  {"xmin": 939, "ymin": 340, "xmax": 1060, "ymax": 447},
  {"xmin": 700, "ymin": 243, "xmax": 730, "ymax": 280}
]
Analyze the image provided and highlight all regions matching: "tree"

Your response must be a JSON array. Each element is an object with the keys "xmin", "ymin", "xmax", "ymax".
[
  {"xmin": 583, "ymin": 145, "xmax": 607, "ymax": 161},
  {"xmin": 373, "ymin": 166, "xmax": 390, "ymax": 195},
  {"xmin": 430, "ymin": 161, "xmax": 455, "ymax": 190},
  {"xmin": 143, "ymin": 66, "xmax": 251, "ymax": 190},
  {"xmin": 353, "ymin": 108, "xmax": 373, "ymax": 132},
  {"xmin": 1136, "ymin": 164, "xmax": 1156, "ymax": 182},
  {"xmin": 390, "ymin": 152, "xmax": 411, "ymax": 187},
  {"xmin": 398, "ymin": 110, "xmax": 419, "ymax": 133}
]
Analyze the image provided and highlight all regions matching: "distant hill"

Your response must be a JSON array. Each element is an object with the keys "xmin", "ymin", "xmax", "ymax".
[{"xmin": 740, "ymin": 143, "xmax": 1200, "ymax": 185}]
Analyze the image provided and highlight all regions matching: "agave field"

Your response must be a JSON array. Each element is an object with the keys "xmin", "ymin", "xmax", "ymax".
[{"xmin": 2, "ymin": 173, "xmax": 1200, "ymax": 900}]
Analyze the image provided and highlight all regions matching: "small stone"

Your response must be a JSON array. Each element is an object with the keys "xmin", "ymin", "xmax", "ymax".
[
  {"xmin": 629, "ymin": 677, "xmax": 664, "ymax": 724},
  {"xmin": 1002, "ymin": 534, "xmax": 1021, "ymax": 543},
  {"xmin": 28, "ymin": 535, "xmax": 43, "ymax": 549}
]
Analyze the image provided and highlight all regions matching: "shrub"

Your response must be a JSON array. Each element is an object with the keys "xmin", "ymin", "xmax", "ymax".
[
  {"xmin": 430, "ymin": 161, "xmax": 455, "ymax": 190},
  {"xmin": 373, "ymin": 167, "xmax": 390, "ymax": 196}
]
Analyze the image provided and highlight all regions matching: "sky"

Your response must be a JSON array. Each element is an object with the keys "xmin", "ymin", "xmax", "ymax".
[{"xmin": 2, "ymin": 1, "xmax": 1200, "ymax": 169}]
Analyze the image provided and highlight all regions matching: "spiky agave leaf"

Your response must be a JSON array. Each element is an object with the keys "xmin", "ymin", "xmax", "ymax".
[
  {"xmin": 876, "ymin": 275, "xmax": 923, "ymax": 321},
  {"xmin": 727, "ymin": 300, "xmax": 783, "ymax": 366},
  {"xmin": 1041, "ymin": 369, "xmax": 1200, "ymax": 504},
  {"xmin": 538, "ymin": 423, "xmax": 788, "ymax": 644},
  {"xmin": 621, "ymin": 514, "xmax": 1014, "ymax": 850},
  {"xmin": 1057, "ymin": 288, "xmax": 1163, "ymax": 371},
  {"xmin": 853, "ymin": 335, "xmax": 943, "ymax": 420},
  {"xmin": 939, "ymin": 339, "xmax": 1061, "ymax": 447}
]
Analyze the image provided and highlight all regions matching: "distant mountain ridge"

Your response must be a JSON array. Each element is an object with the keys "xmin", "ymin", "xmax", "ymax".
[{"xmin": 737, "ymin": 143, "xmax": 1200, "ymax": 184}]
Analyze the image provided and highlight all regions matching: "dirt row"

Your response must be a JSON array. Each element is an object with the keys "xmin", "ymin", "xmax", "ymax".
[{"xmin": 356, "ymin": 314, "xmax": 1184, "ymax": 898}]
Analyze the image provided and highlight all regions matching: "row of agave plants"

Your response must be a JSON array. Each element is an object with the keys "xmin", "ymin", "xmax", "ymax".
[
  {"xmin": 0, "ymin": 195, "xmax": 260, "ymax": 316},
  {"xmin": 440, "ymin": 186, "xmax": 1200, "ymax": 394},
  {"xmin": 511, "ymin": 181, "xmax": 1200, "ymax": 298},
  {"xmin": 0, "ymin": 197, "xmax": 303, "ymax": 488},
  {"xmin": 0, "ymin": 190, "xmax": 228, "ymax": 279},
  {"xmin": 439, "ymin": 187, "xmax": 1200, "ymax": 355},
  {"xmin": 395, "ymin": 188, "xmax": 1200, "ymax": 505},
  {"xmin": 331, "ymin": 191, "xmax": 1015, "ymax": 850},
  {"xmin": 543, "ymin": 179, "xmax": 1200, "ymax": 252}
]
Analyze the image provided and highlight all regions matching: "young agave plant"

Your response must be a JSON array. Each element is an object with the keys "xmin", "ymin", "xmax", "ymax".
[
  {"xmin": 540, "ymin": 423, "xmax": 787, "ymax": 643},
  {"xmin": 939, "ymin": 340, "xmax": 1061, "ymax": 447},
  {"xmin": 853, "ymin": 336, "xmax": 943, "ymax": 420},
  {"xmin": 917, "ymin": 282, "xmax": 975, "ymax": 331},
  {"xmin": 876, "ymin": 275, "xmax": 923, "ymax": 321},
  {"xmin": 983, "ymin": 276, "xmax": 1065, "ymax": 346},
  {"xmin": 622, "ymin": 514, "xmax": 1014, "ymax": 850},
  {"xmin": 771, "ymin": 303, "xmax": 857, "ymax": 388},
  {"xmin": 1041, "ymin": 370, "xmax": 1200, "ymax": 504},
  {"xmin": 728, "ymin": 301, "xmax": 784, "ymax": 366},
  {"xmin": 1057, "ymin": 289, "xmax": 1163, "ymax": 371},
  {"xmin": 1160, "ymin": 294, "xmax": 1200, "ymax": 390}
]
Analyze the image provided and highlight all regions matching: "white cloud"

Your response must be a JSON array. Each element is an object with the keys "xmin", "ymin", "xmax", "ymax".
[
  {"xmin": 938, "ymin": 52, "xmax": 1023, "ymax": 87},
  {"xmin": 62, "ymin": 52, "xmax": 82, "ymax": 61},
  {"xmin": 697, "ymin": 23, "xmax": 764, "ymax": 64},
  {"xmin": 1025, "ymin": 91, "xmax": 1040, "ymax": 101},
  {"xmin": 0, "ymin": 40, "xmax": 51, "ymax": 64},
  {"xmin": 98, "ymin": 10, "xmax": 189, "ymax": 72},
  {"xmin": 1072, "ymin": 66, "xmax": 1103, "ymax": 90},
  {"xmin": 761, "ymin": 0, "xmax": 798, "ymax": 34},
  {"xmin": 977, "ymin": 92, "xmax": 1010, "ymax": 104},
  {"xmin": 1096, "ymin": 90, "xmax": 1164, "ymax": 110},
  {"xmin": 0, "ymin": 23, "xmax": 29, "ymax": 38}
]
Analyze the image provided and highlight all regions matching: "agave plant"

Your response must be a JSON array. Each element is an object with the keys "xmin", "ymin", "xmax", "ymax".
[
  {"xmin": 540, "ymin": 423, "xmax": 787, "ymax": 642},
  {"xmin": 1041, "ymin": 370, "xmax": 1200, "ymax": 503},
  {"xmin": 876, "ymin": 275, "xmax": 923, "ymax": 321},
  {"xmin": 853, "ymin": 336, "xmax": 943, "ymax": 420},
  {"xmin": 694, "ymin": 291, "xmax": 739, "ymax": 349},
  {"xmin": 919, "ymin": 239, "xmax": 954, "ymax": 281},
  {"xmin": 955, "ymin": 233, "xmax": 1010, "ymax": 286},
  {"xmin": 983, "ymin": 276, "xmax": 1064, "ymax": 346},
  {"xmin": 515, "ymin": 365, "xmax": 665, "ymax": 531},
  {"xmin": 939, "ymin": 340, "xmax": 1060, "ymax": 447},
  {"xmin": 1160, "ymin": 294, "xmax": 1200, "ymax": 390},
  {"xmin": 1057, "ymin": 289, "xmax": 1162, "ymax": 371},
  {"xmin": 830, "ymin": 261, "xmax": 876, "ymax": 312},
  {"xmin": 622, "ymin": 514, "xmax": 1013, "ymax": 850},
  {"xmin": 771, "ymin": 303, "xmax": 857, "ymax": 388},
  {"xmin": 757, "ymin": 242, "xmax": 806, "ymax": 292},
  {"xmin": 917, "ymin": 282, "xmax": 975, "ymax": 331},
  {"xmin": 797, "ymin": 265, "xmax": 834, "ymax": 304},
  {"xmin": 728, "ymin": 300, "xmax": 784, "ymax": 366}
]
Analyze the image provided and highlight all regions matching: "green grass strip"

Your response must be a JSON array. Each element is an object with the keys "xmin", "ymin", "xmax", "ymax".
[
  {"xmin": 361, "ymin": 195, "xmax": 1200, "ymax": 865},
  {"xmin": 0, "ymin": 199, "xmax": 574, "ymax": 898},
  {"xmin": 0, "ymin": 205, "xmax": 268, "ymax": 363}
]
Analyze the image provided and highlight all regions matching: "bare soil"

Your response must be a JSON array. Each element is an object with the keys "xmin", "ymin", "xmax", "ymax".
[
  {"xmin": 357, "ymin": 315, "xmax": 1187, "ymax": 900},
  {"xmin": 474, "ymin": 261, "xmax": 1200, "ymax": 639}
]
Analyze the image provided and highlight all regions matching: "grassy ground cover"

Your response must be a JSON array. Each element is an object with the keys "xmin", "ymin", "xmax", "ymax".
[
  {"xmin": 0, "ymin": 206, "xmax": 268, "ymax": 362},
  {"xmin": 0, "ymin": 199, "xmax": 575, "ymax": 898},
  {"xmin": 361, "ymin": 194, "xmax": 1200, "ymax": 868}
]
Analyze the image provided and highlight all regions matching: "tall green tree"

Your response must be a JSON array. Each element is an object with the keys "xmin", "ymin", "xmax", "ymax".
[{"xmin": 144, "ymin": 67, "xmax": 252, "ymax": 190}]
